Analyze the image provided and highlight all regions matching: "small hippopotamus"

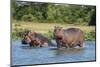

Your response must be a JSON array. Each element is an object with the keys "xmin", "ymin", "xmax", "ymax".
[
  {"xmin": 53, "ymin": 26, "xmax": 85, "ymax": 49},
  {"xmin": 29, "ymin": 35, "xmax": 49, "ymax": 47},
  {"xmin": 22, "ymin": 30, "xmax": 51, "ymax": 47}
]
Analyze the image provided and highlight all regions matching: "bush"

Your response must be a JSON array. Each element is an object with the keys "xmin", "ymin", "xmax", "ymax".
[
  {"xmin": 12, "ymin": 28, "xmax": 31, "ymax": 40},
  {"xmin": 14, "ymin": 23, "xmax": 21, "ymax": 27},
  {"xmin": 12, "ymin": 31, "xmax": 23, "ymax": 40},
  {"xmin": 43, "ymin": 30, "xmax": 54, "ymax": 40},
  {"xmin": 22, "ymin": 14, "xmax": 36, "ymax": 22},
  {"xmin": 85, "ymin": 31, "xmax": 95, "ymax": 41}
]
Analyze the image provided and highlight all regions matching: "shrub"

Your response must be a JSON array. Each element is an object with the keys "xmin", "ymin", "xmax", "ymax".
[
  {"xmin": 85, "ymin": 31, "xmax": 95, "ymax": 41},
  {"xmin": 12, "ymin": 28, "xmax": 31, "ymax": 40},
  {"xmin": 22, "ymin": 14, "xmax": 36, "ymax": 22},
  {"xmin": 43, "ymin": 30, "xmax": 54, "ymax": 40}
]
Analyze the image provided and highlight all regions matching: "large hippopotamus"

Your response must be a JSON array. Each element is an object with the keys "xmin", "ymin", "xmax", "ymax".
[
  {"xmin": 53, "ymin": 26, "xmax": 85, "ymax": 49},
  {"xmin": 22, "ymin": 30, "xmax": 52, "ymax": 47}
]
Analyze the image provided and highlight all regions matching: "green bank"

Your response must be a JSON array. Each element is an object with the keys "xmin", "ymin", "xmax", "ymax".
[{"xmin": 12, "ymin": 21, "xmax": 95, "ymax": 41}]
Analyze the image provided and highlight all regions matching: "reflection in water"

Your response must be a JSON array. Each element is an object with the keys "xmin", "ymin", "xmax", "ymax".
[
  {"xmin": 12, "ymin": 41, "xmax": 96, "ymax": 66},
  {"xmin": 56, "ymin": 48, "xmax": 85, "ymax": 56},
  {"xmin": 20, "ymin": 46, "xmax": 40, "ymax": 49}
]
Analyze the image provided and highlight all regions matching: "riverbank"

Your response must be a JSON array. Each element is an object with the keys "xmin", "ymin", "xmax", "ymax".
[{"xmin": 12, "ymin": 21, "xmax": 96, "ymax": 41}]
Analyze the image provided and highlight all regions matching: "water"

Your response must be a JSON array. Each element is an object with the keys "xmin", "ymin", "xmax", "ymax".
[{"xmin": 12, "ymin": 40, "xmax": 96, "ymax": 66}]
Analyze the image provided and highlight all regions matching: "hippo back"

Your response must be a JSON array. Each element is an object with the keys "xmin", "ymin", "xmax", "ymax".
[
  {"xmin": 63, "ymin": 28, "xmax": 84, "ymax": 45},
  {"xmin": 35, "ymin": 33, "xmax": 55, "ymax": 46},
  {"xmin": 64, "ymin": 28, "xmax": 84, "ymax": 36}
]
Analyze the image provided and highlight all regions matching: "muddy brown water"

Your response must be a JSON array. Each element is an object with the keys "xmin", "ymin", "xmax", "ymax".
[{"xmin": 12, "ymin": 40, "xmax": 96, "ymax": 66}]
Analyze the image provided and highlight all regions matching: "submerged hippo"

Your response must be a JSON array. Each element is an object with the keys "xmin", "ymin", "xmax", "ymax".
[
  {"xmin": 53, "ymin": 26, "xmax": 85, "ymax": 49},
  {"xmin": 22, "ymin": 31, "xmax": 51, "ymax": 47}
]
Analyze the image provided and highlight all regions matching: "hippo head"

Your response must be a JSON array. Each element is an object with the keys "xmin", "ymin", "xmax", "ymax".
[
  {"xmin": 21, "ymin": 30, "xmax": 36, "ymax": 45},
  {"xmin": 53, "ymin": 26, "xmax": 64, "ymax": 40}
]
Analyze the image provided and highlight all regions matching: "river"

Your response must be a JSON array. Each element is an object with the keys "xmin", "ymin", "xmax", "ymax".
[{"xmin": 12, "ymin": 40, "xmax": 96, "ymax": 66}]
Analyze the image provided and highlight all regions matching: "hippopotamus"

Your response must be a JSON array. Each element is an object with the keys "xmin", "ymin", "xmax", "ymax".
[
  {"xmin": 22, "ymin": 30, "xmax": 53, "ymax": 47},
  {"xmin": 53, "ymin": 26, "xmax": 85, "ymax": 49}
]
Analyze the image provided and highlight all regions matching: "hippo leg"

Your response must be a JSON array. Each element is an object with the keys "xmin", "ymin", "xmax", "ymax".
[
  {"xmin": 57, "ymin": 43, "xmax": 62, "ymax": 48},
  {"xmin": 37, "ymin": 44, "xmax": 41, "ymax": 47},
  {"xmin": 29, "ymin": 43, "xmax": 33, "ymax": 47},
  {"xmin": 62, "ymin": 43, "xmax": 69, "ymax": 48},
  {"xmin": 56, "ymin": 40, "xmax": 62, "ymax": 48},
  {"xmin": 68, "ymin": 43, "xmax": 75, "ymax": 48},
  {"xmin": 66, "ymin": 45, "xmax": 69, "ymax": 48},
  {"xmin": 29, "ymin": 42, "xmax": 35, "ymax": 47},
  {"xmin": 78, "ymin": 41, "xmax": 84, "ymax": 47}
]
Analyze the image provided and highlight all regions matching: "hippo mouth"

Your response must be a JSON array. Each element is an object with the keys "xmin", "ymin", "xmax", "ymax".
[
  {"xmin": 56, "ymin": 37, "xmax": 62, "ymax": 40},
  {"xmin": 22, "ymin": 40, "xmax": 29, "ymax": 44}
]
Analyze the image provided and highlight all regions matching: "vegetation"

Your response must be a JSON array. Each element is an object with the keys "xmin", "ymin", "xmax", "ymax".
[
  {"xmin": 12, "ymin": 21, "xmax": 95, "ymax": 41},
  {"xmin": 11, "ymin": 1, "xmax": 96, "ymax": 41},
  {"xmin": 12, "ymin": 1, "xmax": 96, "ymax": 25}
]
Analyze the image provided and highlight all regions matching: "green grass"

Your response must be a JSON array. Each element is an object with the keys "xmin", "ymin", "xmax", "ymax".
[
  {"xmin": 12, "ymin": 21, "xmax": 95, "ymax": 33},
  {"xmin": 12, "ymin": 20, "xmax": 96, "ymax": 41}
]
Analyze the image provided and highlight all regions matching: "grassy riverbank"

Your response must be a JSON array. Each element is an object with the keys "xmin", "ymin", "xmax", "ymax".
[{"xmin": 12, "ymin": 21, "xmax": 95, "ymax": 41}]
